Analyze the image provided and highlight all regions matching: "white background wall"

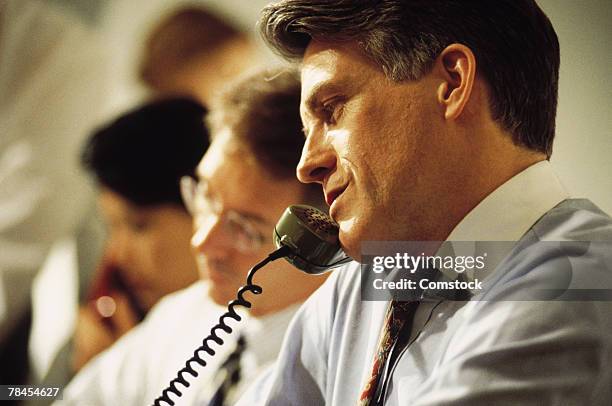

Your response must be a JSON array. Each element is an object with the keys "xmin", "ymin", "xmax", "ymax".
[{"xmin": 537, "ymin": 0, "xmax": 611, "ymax": 214}]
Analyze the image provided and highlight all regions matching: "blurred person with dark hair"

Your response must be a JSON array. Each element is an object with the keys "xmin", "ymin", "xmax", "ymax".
[
  {"xmin": 139, "ymin": 6, "xmax": 261, "ymax": 104},
  {"xmin": 230, "ymin": 1, "xmax": 612, "ymax": 405},
  {"xmin": 71, "ymin": 97, "xmax": 208, "ymax": 372},
  {"xmin": 56, "ymin": 67, "xmax": 326, "ymax": 406}
]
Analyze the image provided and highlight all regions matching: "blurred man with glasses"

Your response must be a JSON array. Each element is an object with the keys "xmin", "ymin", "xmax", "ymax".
[
  {"xmin": 181, "ymin": 69, "xmax": 324, "ymax": 318},
  {"xmin": 57, "ymin": 67, "xmax": 326, "ymax": 406}
]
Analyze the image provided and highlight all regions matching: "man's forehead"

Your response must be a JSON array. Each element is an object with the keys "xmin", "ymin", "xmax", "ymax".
[
  {"xmin": 196, "ymin": 129, "xmax": 252, "ymax": 179},
  {"xmin": 299, "ymin": 64, "xmax": 334, "ymax": 115},
  {"xmin": 193, "ymin": 134, "xmax": 279, "ymax": 225},
  {"xmin": 301, "ymin": 44, "xmax": 338, "ymax": 93},
  {"xmin": 299, "ymin": 42, "xmax": 353, "ymax": 116},
  {"xmin": 300, "ymin": 40, "xmax": 375, "ymax": 109}
]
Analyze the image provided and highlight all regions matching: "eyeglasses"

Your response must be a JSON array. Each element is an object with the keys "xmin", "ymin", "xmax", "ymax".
[{"xmin": 180, "ymin": 176, "xmax": 267, "ymax": 253}]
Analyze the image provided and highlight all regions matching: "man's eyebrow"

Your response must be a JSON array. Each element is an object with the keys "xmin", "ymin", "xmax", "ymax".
[
  {"xmin": 303, "ymin": 79, "xmax": 348, "ymax": 114},
  {"xmin": 236, "ymin": 210, "xmax": 272, "ymax": 227},
  {"xmin": 198, "ymin": 176, "xmax": 272, "ymax": 226},
  {"xmin": 302, "ymin": 79, "xmax": 351, "ymax": 137}
]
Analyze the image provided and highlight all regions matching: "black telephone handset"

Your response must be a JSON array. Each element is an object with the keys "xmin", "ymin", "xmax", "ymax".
[
  {"xmin": 88, "ymin": 263, "xmax": 147, "ymax": 327},
  {"xmin": 273, "ymin": 204, "xmax": 351, "ymax": 273},
  {"xmin": 153, "ymin": 205, "xmax": 350, "ymax": 406}
]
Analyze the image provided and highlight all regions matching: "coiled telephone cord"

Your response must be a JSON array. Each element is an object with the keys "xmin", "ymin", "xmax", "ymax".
[{"xmin": 152, "ymin": 245, "xmax": 291, "ymax": 406}]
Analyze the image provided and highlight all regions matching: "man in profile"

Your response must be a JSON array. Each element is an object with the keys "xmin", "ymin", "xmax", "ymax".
[{"xmin": 236, "ymin": 1, "xmax": 612, "ymax": 404}]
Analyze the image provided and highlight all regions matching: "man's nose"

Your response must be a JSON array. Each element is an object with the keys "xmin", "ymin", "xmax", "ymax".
[
  {"xmin": 296, "ymin": 132, "xmax": 336, "ymax": 184},
  {"xmin": 191, "ymin": 214, "xmax": 233, "ymax": 257}
]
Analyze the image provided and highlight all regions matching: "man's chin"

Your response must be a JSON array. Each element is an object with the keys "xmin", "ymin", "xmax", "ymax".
[
  {"xmin": 207, "ymin": 288, "xmax": 235, "ymax": 307},
  {"xmin": 338, "ymin": 217, "xmax": 380, "ymax": 263},
  {"xmin": 338, "ymin": 231, "xmax": 361, "ymax": 262},
  {"xmin": 205, "ymin": 281, "xmax": 238, "ymax": 305}
]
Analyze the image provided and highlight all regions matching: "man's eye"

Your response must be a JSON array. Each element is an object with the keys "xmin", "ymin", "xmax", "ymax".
[
  {"xmin": 124, "ymin": 214, "xmax": 151, "ymax": 233},
  {"xmin": 322, "ymin": 99, "xmax": 344, "ymax": 126},
  {"xmin": 129, "ymin": 219, "xmax": 149, "ymax": 233},
  {"xmin": 226, "ymin": 217, "xmax": 244, "ymax": 234}
]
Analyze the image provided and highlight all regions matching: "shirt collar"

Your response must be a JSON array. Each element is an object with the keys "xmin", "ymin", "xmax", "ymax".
[
  {"xmin": 438, "ymin": 160, "xmax": 569, "ymax": 294},
  {"xmin": 446, "ymin": 160, "xmax": 569, "ymax": 242}
]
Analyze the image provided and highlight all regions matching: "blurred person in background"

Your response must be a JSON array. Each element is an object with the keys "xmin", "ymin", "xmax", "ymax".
[
  {"xmin": 138, "ymin": 6, "xmax": 262, "ymax": 104},
  {"xmin": 72, "ymin": 97, "xmax": 209, "ymax": 372},
  {"xmin": 0, "ymin": 0, "xmax": 110, "ymax": 385},
  {"xmin": 56, "ymin": 67, "xmax": 327, "ymax": 406}
]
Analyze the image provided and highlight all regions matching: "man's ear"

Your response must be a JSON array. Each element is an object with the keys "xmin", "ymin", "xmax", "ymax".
[{"xmin": 435, "ymin": 44, "xmax": 476, "ymax": 120}]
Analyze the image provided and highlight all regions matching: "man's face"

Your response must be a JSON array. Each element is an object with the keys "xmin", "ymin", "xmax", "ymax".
[
  {"xmin": 98, "ymin": 190, "xmax": 198, "ymax": 310},
  {"xmin": 191, "ymin": 129, "xmax": 320, "ymax": 314},
  {"xmin": 298, "ymin": 41, "xmax": 452, "ymax": 260}
]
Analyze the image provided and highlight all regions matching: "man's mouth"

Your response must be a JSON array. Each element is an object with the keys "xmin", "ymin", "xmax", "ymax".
[
  {"xmin": 203, "ymin": 259, "xmax": 236, "ymax": 284},
  {"xmin": 325, "ymin": 184, "xmax": 347, "ymax": 207},
  {"xmin": 206, "ymin": 267, "xmax": 229, "ymax": 284}
]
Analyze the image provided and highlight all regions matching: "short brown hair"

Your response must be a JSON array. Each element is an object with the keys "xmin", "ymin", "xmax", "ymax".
[
  {"xmin": 208, "ymin": 67, "xmax": 324, "ymax": 207},
  {"xmin": 140, "ymin": 7, "xmax": 243, "ymax": 90},
  {"xmin": 259, "ymin": 0, "xmax": 560, "ymax": 158}
]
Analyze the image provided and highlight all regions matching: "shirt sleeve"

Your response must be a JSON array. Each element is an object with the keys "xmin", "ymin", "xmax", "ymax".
[
  {"xmin": 403, "ymin": 239, "xmax": 612, "ymax": 406},
  {"xmin": 405, "ymin": 299, "xmax": 612, "ymax": 406}
]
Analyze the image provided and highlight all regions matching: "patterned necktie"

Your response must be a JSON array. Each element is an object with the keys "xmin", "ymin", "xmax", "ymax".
[
  {"xmin": 358, "ymin": 300, "xmax": 419, "ymax": 406},
  {"xmin": 208, "ymin": 335, "xmax": 246, "ymax": 406}
]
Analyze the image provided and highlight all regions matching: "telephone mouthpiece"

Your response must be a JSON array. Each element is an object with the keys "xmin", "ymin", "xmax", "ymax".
[{"xmin": 273, "ymin": 205, "xmax": 350, "ymax": 274}]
